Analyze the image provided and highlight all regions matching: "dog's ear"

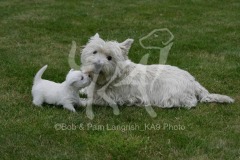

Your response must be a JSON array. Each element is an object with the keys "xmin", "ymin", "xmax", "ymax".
[
  {"xmin": 66, "ymin": 75, "xmax": 78, "ymax": 86},
  {"xmin": 69, "ymin": 80, "xmax": 78, "ymax": 87},
  {"xmin": 91, "ymin": 33, "xmax": 100, "ymax": 39},
  {"xmin": 120, "ymin": 39, "xmax": 134, "ymax": 54},
  {"xmin": 70, "ymin": 69, "xmax": 74, "ymax": 72}
]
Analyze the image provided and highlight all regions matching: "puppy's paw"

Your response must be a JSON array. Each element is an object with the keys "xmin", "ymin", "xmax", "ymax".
[
  {"xmin": 86, "ymin": 107, "xmax": 94, "ymax": 120},
  {"xmin": 68, "ymin": 108, "xmax": 76, "ymax": 113},
  {"xmin": 79, "ymin": 88, "xmax": 87, "ymax": 95},
  {"xmin": 144, "ymin": 104, "xmax": 157, "ymax": 118},
  {"xmin": 113, "ymin": 107, "xmax": 120, "ymax": 115},
  {"xmin": 63, "ymin": 104, "xmax": 76, "ymax": 113}
]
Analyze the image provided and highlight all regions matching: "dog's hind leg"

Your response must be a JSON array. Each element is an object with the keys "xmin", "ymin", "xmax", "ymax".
[{"xmin": 194, "ymin": 81, "xmax": 234, "ymax": 104}]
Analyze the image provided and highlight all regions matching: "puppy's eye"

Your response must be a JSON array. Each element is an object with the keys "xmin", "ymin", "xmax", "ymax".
[
  {"xmin": 107, "ymin": 56, "xmax": 112, "ymax": 61},
  {"xmin": 81, "ymin": 76, "xmax": 84, "ymax": 80},
  {"xmin": 93, "ymin": 51, "xmax": 97, "ymax": 54}
]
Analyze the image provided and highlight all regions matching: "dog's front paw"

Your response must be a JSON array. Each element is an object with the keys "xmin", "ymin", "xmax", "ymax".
[
  {"xmin": 144, "ymin": 104, "xmax": 157, "ymax": 118},
  {"xmin": 113, "ymin": 107, "xmax": 120, "ymax": 115},
  {"xmin": 68, "ymin": 108, "xmax": 76, "ymax": 112},
  {"xmin": 79, "ymin": 88, "xmax": 87, "ymax": 95},
  {"xmin": 86, "ymin": 109, "xmax": 94, "ymax": 120},
  {"xmin": 65, "ymin": 107, "xmax": 76, "ymax": 113},
  {"xmin": 63, "ymin": 104, "xmax": 76, "ymax": 113}
]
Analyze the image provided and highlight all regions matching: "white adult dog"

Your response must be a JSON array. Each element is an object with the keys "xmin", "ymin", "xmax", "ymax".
[
  {"xmin": 32, "ymin": 65, "xmax": 91, "ymax": 112},
  {"xmin": 80, "ymin": 33, "xmax": 234, "ymax": 110}
]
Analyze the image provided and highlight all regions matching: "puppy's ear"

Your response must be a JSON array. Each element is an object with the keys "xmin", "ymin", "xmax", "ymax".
[
  {"xmin": 91, "ymin": 33, "xmax": 100, "ymax": 40},
  {"xmin": 66, "ymin": 76, "xmax": 77, "ymax": 86},
  {"xmin": 120, "ymin": 39, "xmax": 134, "ymax": 55},
  {"xmin": 70, "ymin": 69, "xmax": 74, "ymax": 72}
]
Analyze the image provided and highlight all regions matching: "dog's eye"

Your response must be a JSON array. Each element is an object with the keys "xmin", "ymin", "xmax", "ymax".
[
  {"xmin": 93, "ymin": 51, "xmax": 97, "ymax": 54},
  {"xmin": 107, "ymin": 56, "xmax": 112, "ymax": 61},
  {"xmin": 81, "ymin": 76, "xmax": 84, "ymax": 80}
]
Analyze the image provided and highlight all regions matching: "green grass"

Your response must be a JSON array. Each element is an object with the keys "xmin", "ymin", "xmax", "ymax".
[{"xmin": 0, "ymin": 0, "xmax": 240, "ymax": 159}]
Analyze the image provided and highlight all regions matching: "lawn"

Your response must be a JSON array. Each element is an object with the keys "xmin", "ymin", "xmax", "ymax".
[{"xmin": 0, "ymin": 0, "xmax": 240, "ymax": 159}]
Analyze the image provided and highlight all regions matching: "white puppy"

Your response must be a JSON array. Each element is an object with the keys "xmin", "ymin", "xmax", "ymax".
[
  {"xmin": 32, "ymin": 65, "xmax": 91, "ymax": 112},
  {"xmin": 80, "ymin": 33, "xmax": 234, "ymax": 110}
]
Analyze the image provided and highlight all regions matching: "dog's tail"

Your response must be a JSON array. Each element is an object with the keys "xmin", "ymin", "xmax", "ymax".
[
  {"xmin": 195, "ymin": 82, "xmax": 234, "ymax": 103},
  {"xmin": 34, "ymin": 65, "xmax": 48, "ymax": 84}
]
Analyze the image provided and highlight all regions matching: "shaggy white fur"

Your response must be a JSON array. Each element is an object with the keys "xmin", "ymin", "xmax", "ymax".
[
  {"xmin": 80, "ymin": 33, "xmax": 234, "ymax": 109},
  {"xmin": 32, "ymin": 65, "xmax": 91, "ymax": 112}
]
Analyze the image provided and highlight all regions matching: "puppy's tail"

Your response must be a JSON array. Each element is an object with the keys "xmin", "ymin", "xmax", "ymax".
[
  {"xmin": 34, "ymin": 65, "xmax": 48, "ymax": 84},
  {"xmin": 195, "ymin": 82, "xmax": 234, "ymax": 104}
]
